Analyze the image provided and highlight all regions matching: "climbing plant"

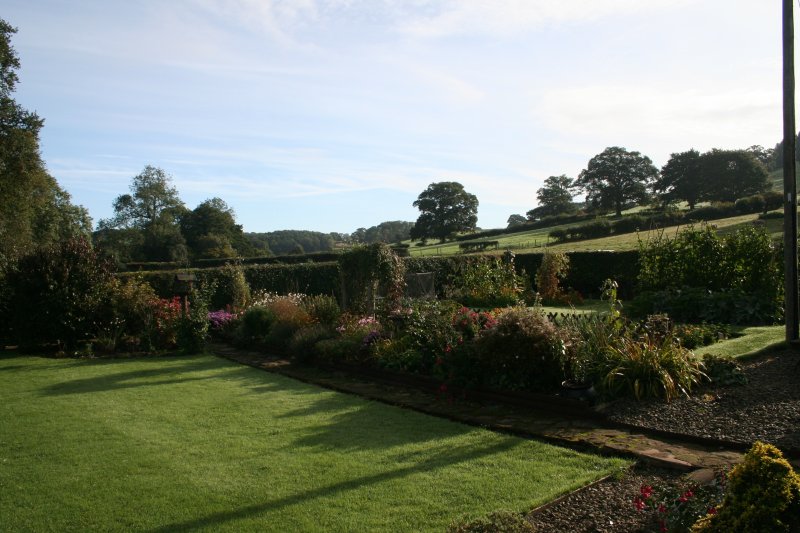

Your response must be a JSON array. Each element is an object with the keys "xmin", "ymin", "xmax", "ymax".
[{"xmin": 338, "ymin": 243, "xmax": 406, "ymax": 314}]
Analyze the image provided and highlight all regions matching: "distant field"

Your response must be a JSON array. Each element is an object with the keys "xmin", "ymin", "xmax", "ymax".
[{"xmin": 408, "ymin": 212, "xmax": 765, "ymax": 257}]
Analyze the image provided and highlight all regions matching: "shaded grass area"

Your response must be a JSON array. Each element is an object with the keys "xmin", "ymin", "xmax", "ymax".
[{"xmin": 0, "ymin": 354, "xmax": 628, "ymax": 532}]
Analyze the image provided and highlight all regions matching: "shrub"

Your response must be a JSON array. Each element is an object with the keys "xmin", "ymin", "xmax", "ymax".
[
  {"xmin": 575, "ymin": 218, "xmax": 612, "ymax": 239},
  {"xmin": 237, "ymin": 306, "xmax": 276, "ymax": 345},
  {"xmin": 372, "ymin": 336, "xmax": 425, "ymax": 373},
  {"xmin": 207, "ymin": 309, "xmax": 240, "ymax": 341},
  {"xmin": 684, "ymin": 203, "xmax": 736, "ymax": 222},
  {"xmin": 612, "ymin": 214, "xmax": 647, "ymax": 234},
  {"xmin": 447, "ymin": 510, "xmax": 535, "ymax": 533},
  {"xmin": 673, "ymin": 323, "xmax": 728, "ymax": 349},
  {"xmin": 302, "ymin": 294, "xmax": 341, "ymax": 326},
  {"xmin": 734, "ymin": 194, "xmax": 765, "ymax": 214},
  {"xmin": 5, "ymin": 237, "xmax": 115, "ymax": 351},
  {"xmin": 288, "ymin": 323, "xmax": 337, "ymax": 362},
  {"xmin": 762, "ymin": 190, "xmax": 783, "ymax": 212},
  {"xmin": 100, "ymin": 276, "xmax": 162, "ymax": 352},
  {"xmin": 633, "ymin": 471, "xmax": 727, "ymax": 533},
  {"xmin": 635, "ymin": 225, "xmax": 782, "ymax": 324},
  {"xmin": 535, "ymin": 251, "xmax": 570, "ymax": 302},
  {"xmin": 314, "ymin": 337, "xmax": 362, "ymax": 364},
  {"xmin": 473, "ymin": 306, "xmax": 564, "ymax": 392},
  {"xmin": 400, "ymin": 299, "xmax": 461, "ymax": 371},
  {"xmin": 693, "ymin": 442, "xmax": 800, "ymax": 532},
  {"xmin": 263, "ymin": 298, "xmax": 314, "ymax": 352},
  {"xmin": 176, "ymin": 287, "xmax": 210, "ymax": 353},
  {"xmin": 548, "ymin": 228, "xmax": 568, "ymax": 242},
  {"xmin": 701, "ymin": 354, "xmax": 747, "ymax": 387},
  {"xmin": 446, "ymin": 257, "xmax": 523, "ymax": 308}
]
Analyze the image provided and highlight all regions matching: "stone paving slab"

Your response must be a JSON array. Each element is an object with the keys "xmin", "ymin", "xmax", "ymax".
[{"xmin": 211, "ymin": 343, "xmax": 744, "ymax": 471}]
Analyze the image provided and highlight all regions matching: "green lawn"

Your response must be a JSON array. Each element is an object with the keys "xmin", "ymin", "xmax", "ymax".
[
  {"xmin": 694, "ymin": 325, "xmax": 786, "ymax": 360},
  {"xmin": 0, "ymin": 354, "xmax": 628, "ymax": 532}
]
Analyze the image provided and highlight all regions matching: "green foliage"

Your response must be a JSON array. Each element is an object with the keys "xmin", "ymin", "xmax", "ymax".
[
  {"xmin": 535, "ymin": 251, "xmax": 570, "ymax": 302},
  {"xmin": 302, "ymin": 294, "xmax": 341, "ymax": 326},
  {"xmin": 400, "ymin": 299, "xmax": 462, "ymax": 371},
  {"xmin": 100, "ymin": 276, "xmax": 162, "ymax": 352},
  {"xmin": 693, "ymin": 442, "xmax": 800, "ymax": 533},
  {"xmin": 411, "ymin": 181, "xmax": 479, "ymax": 242},
  {"xmin": 534, "ymin": 174, "xmax": 577, "ymax": 218},
  {"xmin": 5, "ymin": 237, "xmax": 115, "ymax": 350},
  {"xmin": 592, "ymin": 334, "xmax": 705, "ymax": 402},
  {"xmin": 446, "ymin": 257, "xmax": 524, "ymax": 307},
  {"xmin": 209, "ymin": 261, "xmax": 250, "ymax": 310},
  {"xmin": 473, "ymin": 306, "xmax": 564, "ymax": 392},
  {"xmin": 635, "ymin": 225, "xmax": 782, "ymax": 324},
  {"xmin": 339, "ymin": 243, "xmax": 405, "ymax": 314},
  {"xmin": 0, "ymin": 19, "xmax": 91, "ymax": 264},
  {"xmin": 244, "ymin": 229, "xmax": 334, "ymax": 255},
  {"xmin": 447, "ymin": 510, "xmax": 535, "ymax": 533},
  {"xmin": 176, "ymin": 287, "xmax": 210, "ymax": 353},
  {"xmin": 237, "ymin": 306, "xmax": 275, "ymax": 344},
  {"xmin": 288, "ymin": 323, "xmax": 336, "ymax": 362},
  {"xmin": 577, "ymin": 146, "xmax": 658, "ymax": 215},
  {"xmin": 701, "ymin": 353, "xmax": 747, "ymax": 387}
]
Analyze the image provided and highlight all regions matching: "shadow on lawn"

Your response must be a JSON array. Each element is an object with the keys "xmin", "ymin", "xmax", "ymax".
[
  {"xmin": 38, "ymin": 356, "xmax": 235, "ymax": 396},
  {"xmin": 148, "ymin": 438, "xmax": 519, "ymax": 532}
]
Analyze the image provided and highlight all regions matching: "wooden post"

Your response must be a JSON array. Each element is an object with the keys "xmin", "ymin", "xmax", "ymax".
[{"xmin": 783, "ymin": 0, "xmax": 799, "ymax": 342}]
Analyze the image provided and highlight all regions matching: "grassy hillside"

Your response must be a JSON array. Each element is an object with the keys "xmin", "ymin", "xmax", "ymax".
[{"xmin": 408, "ymin": 211, "xmax": 770, "ymax": 257}]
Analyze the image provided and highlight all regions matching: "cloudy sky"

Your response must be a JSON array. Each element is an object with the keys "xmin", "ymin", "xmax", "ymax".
[{"xmin": 4, "ymin": 0, "xmax": 790, "ymax": 233}]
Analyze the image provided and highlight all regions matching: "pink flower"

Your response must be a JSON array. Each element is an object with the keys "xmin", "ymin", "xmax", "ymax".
[
  {"xmin": 634, "ymin": 497, "xmax": 645, "ymax": 511},
  {"xmin": 640, "ymin": 485, "xmax": 653, "ymax": 499},
  {"xmin": 658, "ymin": 504, "xmax": 667, "ymax": 514}
]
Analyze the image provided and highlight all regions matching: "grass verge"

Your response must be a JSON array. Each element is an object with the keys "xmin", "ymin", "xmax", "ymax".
[{"xmin": 0, "ymin": 353, "xmax": 628, "ymax": 532}]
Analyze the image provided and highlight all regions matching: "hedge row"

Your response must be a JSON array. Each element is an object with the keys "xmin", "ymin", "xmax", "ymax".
[
  {"xmin": 123, "ymin": 250, "xmax": 641, "ymax": 306},
  {"xmin": 122, "ymin": 252, "xmax": 341, "ymax": 272}
]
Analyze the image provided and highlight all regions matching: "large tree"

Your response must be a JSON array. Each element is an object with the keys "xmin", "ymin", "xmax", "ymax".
[
  {"xmin": 0, "ymin": 18, "xmax": 90, "ymax": 264},
  {"xmin": 531, "ymin": 175, "xmax": 577, "ymax": 218},
  {"xmin": 655, "ymin": 149, "xmax": 703, "ymax": 209},
  {"xmin": 98, "ymin": 166, "xmax": 188, "ymax": 262},
  {"xmin": 410, "ymin": 181, "xmax": 478, "ymax": 243},
  {"xmin": 180, "ymin": 197, "xmax": 253, "ymax": 259},
  {"xmin": 699, "ymin": 149, "xmax": 769, "ymax": 203},
  {"xmin": 576, "ymin": 146, "xmax": 658, "ymax": 216}
]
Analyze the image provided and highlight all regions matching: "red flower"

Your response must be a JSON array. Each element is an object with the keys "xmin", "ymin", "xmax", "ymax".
[
  {"xmin": 708, "ymin": 507, "xmax": 717, "ymax": 515},
  {"xmin": 634, "ymin": 497, "xmax": 645, "ymax": 511},
  {"xmin": 444, "ymin": 345, "xmax": 452, "ymax": 353},
  {"xmin": 658, "ymin": 504, "xmax": 667, "ymax": 514},
  {"xmin": 640, "ymin": 485, "xmax": 653, "ymax": 499}
]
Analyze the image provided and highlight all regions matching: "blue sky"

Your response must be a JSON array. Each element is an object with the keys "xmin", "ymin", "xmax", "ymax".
[{"xmin": 4, "ymin": 0, "xmax": 789, "ymax": 234}]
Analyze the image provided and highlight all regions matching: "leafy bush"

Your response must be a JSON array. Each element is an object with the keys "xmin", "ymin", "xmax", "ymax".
[
  {"xmin": 208, "ymin": 261, "xmax": 250, "ymax": 310},
  {"xmin": 473, "ymin": 306, "xmax": 564, "ymax": 392},
  {"xmin": 734, "ymin": 194, "xmax": 765, "ymax": 214},
  {"xmin": 5, "ymin": 237, "xmax": 115, "ymax": 350},
  {"xmin": 759, "ymin": 210, "xmax": 784, "ymax": 220},
  {"xmin": 372, "ymin": 336, "xmax": 424, "ymax": 373},
  {"xmin": 611, "ymin": 214, "xmax": 647, "ymax": 234},
  {"xmin": 683, "ymin": 202, "xmax": 736, "ymax": 222},
  {"xmin": 673, "ymin": 323, "xmax": 728, "ymax": 349},
  {"xmin": 701, "ymin": 354, "xmax": 747, "ymax": 387},
  {"xmin": 99, "ymin": 276, "xmax": 162, "ymax": 352},
  {"xmin": 548, "ymin": 228, "xmax": 567, "ymax": 242},
  {"xmin": 400, "ymin": 299, "xmax": 461, "ymax": 372},
  {"xmin": 207, "ymin": 309, "xmax": 240, "ymax": 341},
  {"xmin": 635, "ymin": 225, "xmax": 782, "ymax": 324},
  {"xmin": 288, "ymin": 323, "xmax": 337, "ymax": 362},
  {"xmin": 446, "ymin": 257, "xmax": 524, "ymax": 307},
  {"xmin": 693, "ymin": 442, "xmax": 800, "ymax": 532},
  {"xmin": 176, "ymin": 287, "xmax": 210, "ymax": 353},
  {"xmin": 237, "ymin": 306, "xmax": 275, "ymax": 345},
  {"xmin": 302, "ymin": 294, "xmax": 341, "ymax": 326},
  {"xmin": 762, "ymin": 190, "xmax": 783, "ymax": 212},
  {"xmin": 314, "ymin": 337, "xmax": 363, "ymax": 364},
  {"xmin": 263, "ymin": 299, "xmax": 313, "ymax": 351},
  {"xmin": 446, "ymin": 510, "xmax": 535, "ymax": 533},
  {"xmin": 633, "ymin": 471, "xmax": 727, "ymax": 533}
]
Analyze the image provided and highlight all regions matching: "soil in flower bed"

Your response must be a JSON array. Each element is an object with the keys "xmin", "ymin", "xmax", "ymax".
[{"xmin": 526, "ymin": 464, "xmax": 687, "ymax": 533}]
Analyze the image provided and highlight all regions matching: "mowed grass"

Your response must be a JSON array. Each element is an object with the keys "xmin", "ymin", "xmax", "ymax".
[{"xmin": 0, "ymin": 354, "xmax": 628, "ymax": 532}]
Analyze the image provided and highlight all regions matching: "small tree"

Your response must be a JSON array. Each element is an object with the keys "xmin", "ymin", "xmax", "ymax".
[{"xmin": 534, "ymin": 175, "xmax": 577, "ymax": 217}]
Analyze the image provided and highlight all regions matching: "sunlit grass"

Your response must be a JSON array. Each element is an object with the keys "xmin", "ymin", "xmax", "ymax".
[
  {"xmin": 0, "ymin": 353, "xmax": 629, "ymax": 532},
  {"xmin": 694, "ymin": 325, "xmax": 786, "ymax": 360}
]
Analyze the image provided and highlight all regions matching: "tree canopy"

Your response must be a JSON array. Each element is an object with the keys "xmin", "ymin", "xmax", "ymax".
[
  {"xmin": 576, "ymin": 146, "xmax": 658, "ymax": 216},
  {"xmin": 531, "ymin": 175, "xmax": 577, "ymax": 218},
  {"xmin": 699, "ymin": 149, "xmax": 769, "ymax": 203},
  {"xmin": 410, "ymin": 181, "xmax": 479, "ymax": 243},
  {"xmin": 655, "ymin": 149, "xmax": 703, "ymax": 209},
  {"xmin": 0, "ymin": 18, "xmax": 90, "ymax": 264}
]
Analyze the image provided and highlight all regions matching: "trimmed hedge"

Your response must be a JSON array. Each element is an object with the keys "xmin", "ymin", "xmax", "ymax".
[{"xmin": 123, "ymin": 250, "xmax": 640, "ymax": 306}]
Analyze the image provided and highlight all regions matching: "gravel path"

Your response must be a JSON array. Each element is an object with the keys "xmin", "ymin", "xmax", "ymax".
[
  {"xmin": 603, "ymin": 349, "xmax": 800, "ymax": 452},
  {"xmin": 526, "ymin": 349, "xmax": 800, "ymax": 532}
]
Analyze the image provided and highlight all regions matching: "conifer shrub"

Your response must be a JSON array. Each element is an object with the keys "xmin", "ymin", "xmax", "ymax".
[{"xmin": 692, "ymin": 442, "xmax": 800, "ymax": 532}]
